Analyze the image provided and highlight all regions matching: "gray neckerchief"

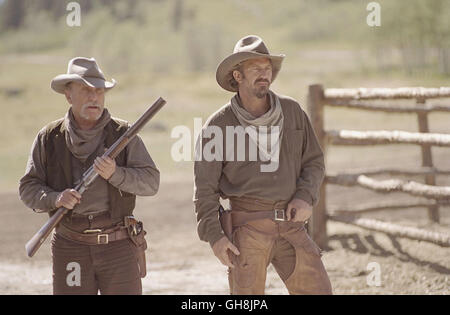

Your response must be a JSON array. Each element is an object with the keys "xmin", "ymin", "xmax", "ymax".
[
  {"xmin": 63, "ymin": 108, "xmax": 111, "ymax": 163},
  {"xmin": 230, "ymin": 90, "xmax": 284, "ymax": 163}
]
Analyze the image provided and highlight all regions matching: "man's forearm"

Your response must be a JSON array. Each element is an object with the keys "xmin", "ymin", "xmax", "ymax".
[
  {"xmin": 295, "ymin": 110, "xmax": 326, "ymax": 207},
  {"xmin": 108, "ymin": 166, "xmax": 160, "ymax": 196},
  {"xmin": 295, "ymin": 160, "xmax": 325, "ymax": 206},
  {"xmin": 107, "ymin": 135, "xmax": 160, "ymax": 196},
  {"xmin": 194, "ymin": 197, "xmax": 225, "ymax": 247},
  {"xmin": 19, "ymin": 178, "xmax": 59, "ymax": 212}
]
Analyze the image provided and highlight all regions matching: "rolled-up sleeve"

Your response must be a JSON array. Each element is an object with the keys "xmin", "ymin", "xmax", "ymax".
[{"xmin": 108, "ymin": 135, "xmax": 160, "ymax": 196}]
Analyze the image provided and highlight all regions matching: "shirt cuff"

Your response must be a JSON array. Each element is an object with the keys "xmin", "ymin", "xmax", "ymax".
[
  {"xmin": 293, "ymin": 190, "xmax": 313, "ymax": 206},
  {"xmin": 40, "ymin": 191, "xmax": 60, "ymax": 212},
  {"xmin": 108, "ymin": 166, "xmax": 126, "ymax": 188},
  {"xmin": 208, "ymin": 230, "xmax": 226, "ymax": 248}
]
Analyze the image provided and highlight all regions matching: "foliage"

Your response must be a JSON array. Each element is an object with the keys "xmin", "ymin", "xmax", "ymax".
[{"xmin": 0, "ymin": 0, "xmax": 448, "ymax": 75}]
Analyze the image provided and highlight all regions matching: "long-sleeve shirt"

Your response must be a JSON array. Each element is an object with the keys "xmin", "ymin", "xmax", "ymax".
[
  {"xmin": 193, "ymin": 92, "xmax": 325, "ymax": 246},
  {"xmin": 19, "ymin": 123, "xmax": 160, "ymax": 215}
]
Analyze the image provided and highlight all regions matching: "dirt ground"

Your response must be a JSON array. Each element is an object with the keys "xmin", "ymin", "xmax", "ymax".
[{"xmin": 0, "ymin": 177, "xmax": 448, "ymax": 295}]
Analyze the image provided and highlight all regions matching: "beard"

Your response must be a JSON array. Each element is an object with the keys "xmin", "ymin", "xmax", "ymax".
[
  {"xmin": 239, "ymin": 72, "xmax": 271, "ymax": 99},
  {"xmin": 253, "ymin": 79, "xmax": 271, "ymax": 99},
  {"xmin": 254, "ymin": 85, "xmax": 269, "ymax": 98}
]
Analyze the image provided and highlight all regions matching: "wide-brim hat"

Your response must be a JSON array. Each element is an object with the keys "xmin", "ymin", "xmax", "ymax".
[
  {"xmin": 216, "ymin": 35, "xmax": 285, "ymax": 92},
  {"xmin": 51, "ymin": 57, "xmax": 116, "ymax": 94}
]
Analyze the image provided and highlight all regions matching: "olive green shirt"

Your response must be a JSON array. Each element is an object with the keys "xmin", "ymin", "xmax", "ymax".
[{"xmin": 193, "ymin": 92, "xmax": 325, "ymax": 246}]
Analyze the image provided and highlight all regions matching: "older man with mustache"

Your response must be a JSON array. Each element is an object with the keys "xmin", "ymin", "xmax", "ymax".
[{"xmin": 19, "ymin": 57, "xmax": 160, "ymax": 294}]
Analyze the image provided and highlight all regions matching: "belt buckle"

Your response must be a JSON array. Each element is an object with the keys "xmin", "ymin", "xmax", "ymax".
[
  {"xmin": 274, "ymin": 209, "xmax": 286, "ymax": 221},
  {"xmin": 97, "ymin": 234, "xmax": 109, "ymax": 244}
]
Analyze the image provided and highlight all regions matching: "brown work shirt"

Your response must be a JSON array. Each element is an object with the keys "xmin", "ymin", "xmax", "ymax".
[
  {"xmin": 194, "ymin": 92, "xmax": 325, "ymax": 246},
  {"xmin": 19, "ymin": 117, "xmax": 160, "ymax": 215}
]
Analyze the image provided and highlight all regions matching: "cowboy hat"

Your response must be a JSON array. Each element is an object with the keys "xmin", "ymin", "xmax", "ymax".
[
  {"xmin": 51, "ymin": 57, "xmax": 116, "ymax": 94},
  {"xmin": 216, "ymin": 35, "xmax": 285, "ymax": 92}
]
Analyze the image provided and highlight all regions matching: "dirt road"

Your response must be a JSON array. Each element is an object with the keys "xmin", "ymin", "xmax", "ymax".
[{"xmin": 1, "ymin": 179, "xmax": 448, "ymax": 295}]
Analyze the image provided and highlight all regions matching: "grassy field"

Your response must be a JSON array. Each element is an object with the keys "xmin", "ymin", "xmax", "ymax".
[{"xmin": 1, "ymin": 47, "xmax": 450, "ymax": 191}]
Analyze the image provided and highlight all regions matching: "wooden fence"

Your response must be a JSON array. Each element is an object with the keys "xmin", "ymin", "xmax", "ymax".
[{"xmin": 307, "ymin": 84, "xmax": 450, "ymax": 248}]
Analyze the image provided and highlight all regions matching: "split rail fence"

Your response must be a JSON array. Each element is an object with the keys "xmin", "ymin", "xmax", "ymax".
[{"xmin": 307, "ymin": 84, "xmax": 450, "ymax": 248}]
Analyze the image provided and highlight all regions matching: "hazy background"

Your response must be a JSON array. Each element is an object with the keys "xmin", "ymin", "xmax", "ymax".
[
  {"xmin": 1, "ymin": 0, "xmax": 450, "ymax": 191},
  {"xmin": 0, "ymin": 0, "xmax": 449, "ymax": 294}
]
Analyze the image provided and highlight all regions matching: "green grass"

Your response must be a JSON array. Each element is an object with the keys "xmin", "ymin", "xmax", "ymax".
[{"xmin": 1, "ymin": 0, "xmax": 450, "ymax": 191}]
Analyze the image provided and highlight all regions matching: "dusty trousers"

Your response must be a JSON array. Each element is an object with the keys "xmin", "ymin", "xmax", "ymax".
[
  {"xmin": 51, "ymin": 212, "xmax": 142, "ymax": 295},
  {"xmin": 228, "ymin": 219, "xmax": 332, "ymax": 295}
]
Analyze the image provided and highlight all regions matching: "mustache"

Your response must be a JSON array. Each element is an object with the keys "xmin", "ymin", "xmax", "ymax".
[
  {"xmin": 255, "ymin": 78, "xmax": 270, "ymax": 84},
  {"xmin": 82, "ymin": 102, "xmax": 101, "ymax": 109}
]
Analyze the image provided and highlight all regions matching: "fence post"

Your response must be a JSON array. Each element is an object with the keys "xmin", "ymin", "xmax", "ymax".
[
  {"xmin": 307, "ymin": 84, "xmax": 328, "ymax": 248},
  {"xmin": 416, "ymin": 97, "xmax": 440, "ymax": 223}
]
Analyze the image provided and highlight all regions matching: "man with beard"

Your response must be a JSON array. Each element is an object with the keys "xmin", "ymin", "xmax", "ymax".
[
  {"xmin": 194, "ymin": 35, "xmax": 332, "ymax": 294},
  {"xmin": 19, "ymin": 57, "xmax": 160, "ymax": 294}
]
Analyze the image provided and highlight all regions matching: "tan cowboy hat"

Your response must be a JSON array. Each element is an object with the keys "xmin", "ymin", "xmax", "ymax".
[
  {"xmin": 216, "ymin": 35, "xmax": 285, "ymax": 92},
  {"xmin": 51, "ymin": 57, "xmax": 116, "ymax": 94}
]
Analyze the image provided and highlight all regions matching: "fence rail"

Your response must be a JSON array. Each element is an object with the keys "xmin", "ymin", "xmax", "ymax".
[
  {"xmin": 307, "ymin": 84, "xmax": 450, "ymax": 248},
  {"xmin": 327, "ymin": 130, "xmax": 450, "ymax": 146},
  {"xmin": 326, "ymin": 100, "xmax": 450, "ymax": 113},
  {"xmin": 324, "ymin": 87, "xmax": 450, "ymax": 100},
  {"xmin": 326, "ymin": 166, "xmax": 450, "ymax": 177}
]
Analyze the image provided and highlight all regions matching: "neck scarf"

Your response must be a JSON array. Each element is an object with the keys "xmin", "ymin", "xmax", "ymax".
[
  {"xmin": 230, "ymin": 90, "xmax": 284, "ymax": 162},
  {"xmin": 63, "ymin": 108, "xmax": 111, "ymax": 162}
]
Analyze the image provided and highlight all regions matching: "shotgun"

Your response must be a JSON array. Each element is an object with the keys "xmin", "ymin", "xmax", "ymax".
[{"xmin": 25, "ymin": 97, "xmax": 166, "ymax": 257}]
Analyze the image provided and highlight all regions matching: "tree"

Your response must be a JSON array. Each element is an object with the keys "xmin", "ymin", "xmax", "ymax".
[{"xmin": 0, "ymin": 0, "xmax": 26, "ymax": 30}]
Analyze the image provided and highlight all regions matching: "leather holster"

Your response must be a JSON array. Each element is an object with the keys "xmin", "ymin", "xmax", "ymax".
[
  {"xmin": 219, "ymin": 205, "xmax": 233, "ymax": 241},
  {"xmin": 125, "ymin": 216, "xmax": 148, "ymax": 278}
]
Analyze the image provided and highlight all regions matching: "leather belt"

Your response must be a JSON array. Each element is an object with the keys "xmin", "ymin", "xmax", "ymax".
[
  {"xmin": 229, "ymin": 196, "xmax": 289, "ymax": 227},
  {"xmin": 228, "ymin": 196, "xmax": 306, "ymax": 228},
  {"xmin": 231, "ymin": 209, "xmax": 287, "ymax": 227},
  {"xmin": 56, "ymin": 224, "xmax": 130, "ymax": 245}
]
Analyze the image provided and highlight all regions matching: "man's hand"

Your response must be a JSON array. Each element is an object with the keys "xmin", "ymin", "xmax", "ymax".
[
  {"xmin": 94, "ymin": 156, "xmax": 116, "ymax": 180},
  {"xmin": 55, "ymin": 189, "xmax": 81, "ymax": 210},
  {"xmin": 212, "ymin": 236, "xmax": 240, "ymax": 268},
  {"xmin": 286, "ymin": 198, "xmax": 312, "ymax": 222}
]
